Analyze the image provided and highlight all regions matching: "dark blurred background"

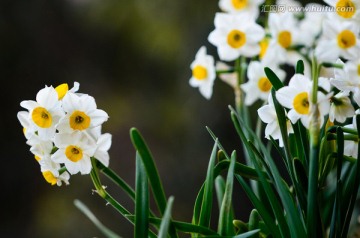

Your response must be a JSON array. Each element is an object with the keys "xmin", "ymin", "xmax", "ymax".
[{"xmin": 1, "ymin": 0, "xmax": 254, "ymax": 237}]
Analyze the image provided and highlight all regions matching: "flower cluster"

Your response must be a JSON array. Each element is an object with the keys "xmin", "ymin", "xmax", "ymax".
[
  {"xmin": 18, "ymin": 82, "xmax": 111, "ymax": 186},
  {"xmin": 189, "ymin": 0, "xmax": 360, "ymax": 155}
]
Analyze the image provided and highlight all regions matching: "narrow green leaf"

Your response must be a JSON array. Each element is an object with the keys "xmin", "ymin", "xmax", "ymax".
[
  {"xmin": 264, "ymin": 67, "xmax": 284, "ymax": 90},
  {"xmin": 230, "ymin": 109, "xmax": 307, "ymax": 238},
  {"xmin": 341, "ymin": 115, "xmax": 360, "ymax": 237},
  {"xmin": 192, "ymin": 183, "xmax": 204, "ymax": 226},
  {"xmin": 158, "ymin": 196, "xmax": 175, "ymax": 238},
  {"xmin": 135, "ymin": 152, "xmax": 149, "ymax": 238},
  {"xmin": 74, "ymin": 199, "xmax": 122, "ymax": 238},
  {"xmin": 200, "ymin": 229, "xmax": 260, "ymax": 238},
  {"xmin": 199, "ymin": 139, "xmax": 219, "ymax": 227},
  {"xmin": 218, "ymin": 151, "xmax": 236, "ymax": 236},
  {"xmin": 248, "ymin": 210, "xmax": 260, "ymax": 238},
  {"xmin": 127, "ymin": 215, "xmax": 218, "ymax": 236},
  {"xmin": 130, "ymin": 128, "xmax": 167, "ymax": 215},
  {"xmin": 215, "ymin": 175, "xmax": 226, "ymax": 210},
  {"xmin": 296, "ymin": 60, "xmax": 305, "ymax": 75}
]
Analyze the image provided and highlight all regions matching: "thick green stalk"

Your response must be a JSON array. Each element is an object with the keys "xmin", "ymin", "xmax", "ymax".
[{"xmin": 307, "ymin": 58, "xmax": 322, "ymax": 238}]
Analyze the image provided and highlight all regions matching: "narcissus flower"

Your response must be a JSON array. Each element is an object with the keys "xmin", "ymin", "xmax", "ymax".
[
  {"xmin": 241, "ymin": 61, "xmax": 285, "ymax": 105},
  {"xmin": 276, "ymin": 74, "xmax": 330, "ymax": 128},
  {"xmin": 324, "ymin": 0, "xmax": 360, "ymax": 21},
  {"xmin": 57, "ymin": 92, "xmax": 109, "ymax": 133},
  {"xmin": 208, "ymin": 13, "xmax": 265, "ymax": 61},
  {"xmin": 189, "ymin": 46, "xmax": 216, "ymax": 99},
  {"xmin": 258, "ymin": 94, "xmax": 294, "ymax": 147},
  {"xmin": 52, "ymin": 132, "xmax": 97, "ymax": 175},
  {"xmin": 218, "ymin": 0, "xmax": 264, "ymax": 19},
  {"xmin": 55, "ymin": 82, "xmax": 80, "ymax": 100},
  {"xmin": 329, "ymin": 91, "xmax": 355, "ymax": 123},
  {"xmin": 20, "ymin": 86, "xmax": 64, "ymax": 140},
  {"xmin": 315, "ymin": 19, "xmax": 360, "ymax": 62},
  {"xmin": 40, "ymin": 156, "xmax": 70, "ymax": 186}
]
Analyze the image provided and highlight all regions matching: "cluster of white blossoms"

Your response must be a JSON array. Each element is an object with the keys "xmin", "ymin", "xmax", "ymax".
[
  {"xmin": 17, "ymin": 82, "xmax": 111, "ymax": 186},
  {"xmin": 189, "ymin": 0, "xmax": 360, "ymax": 155}
]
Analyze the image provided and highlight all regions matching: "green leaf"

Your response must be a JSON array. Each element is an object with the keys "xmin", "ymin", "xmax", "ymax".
[
  {"xmin": 158, "ymin": 196, "xmax": 175, "ymax": 238},
  {"xmin": 215, "ymin": 175, "xmax": 226, "ymax": 210},
  {"xmin": 135, "ymin": 152, "xmax": 149, "ymax": 238},
  {"xmin": 296, "ymin": 60, "xmax": 305, "ymax": 75},
  {"xmin": 192, "ymin": 183, "xmax": 204, "ymax": 226},
  {"xmin": 130, "ymin": 128, "xmax": 167, "ymax": 215},
  {"xmin": 200, "ymin": 229, "xmax": 260, "ymax": 238},
  {"xmin": 74, "ymin": 199, "xmax": 122, "ymax": 238},
  {"xmin": 199, "ymin": 139, "xmax": 219, "ymax": 227},
  {"xmin": 264, "ymin": 67, "xmax": 284, "ymax": 90},
  {"xmin": 248, "ymin": 210, "xmax": 260, "ymax": 238},
  {"xmin": 218, "ymin": 151, "xmax": 236, "ymax": 236},
  {"xmin": 126, "ymin": 215, "xmax": 219, "ymax": 236}
]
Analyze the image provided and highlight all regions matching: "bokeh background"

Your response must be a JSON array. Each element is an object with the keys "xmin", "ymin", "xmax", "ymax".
[{"xmin": 1, "ymin": 0, "xmax": 254, "ymax": 237}]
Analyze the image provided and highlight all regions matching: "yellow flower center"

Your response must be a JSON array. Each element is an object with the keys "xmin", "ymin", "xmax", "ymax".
[
  {"xmin": 42, "ymin": 171, "xmax": 57, "ymax": 185},
  {"xmin": 232, "ymin": 0, "xmax": 248, "ymax": 10},
  {"xmin": 34, "ymin": 155, "xmax": 41, "ymax": 162},
  {"xmin": 336, "ymin": 0, "xmax": 355, "ymax": 18},
  {"xmin": 337, "ymin": 30, "xmax": 356, "ymax": 49},
  {"xmin": 192, "ymin": 65, "xmax": 208, "ymax": 80},
  {"xmin": 55, "ymin": 83, "xmax": 69, "ymax": 100},
  {"xmin": 259, "ymin": 39, "xmax": 269, "ymax": 60},
  {"xmin": 258, "ymin": 77, "xmax": 272, "ymax": 92},
  {"xmin": 32, "ymin": 107, "xmax": 52, "ymax": 128},
  {"xmin": 278, "ymin": 31, "xmax": 292, "ymax": 49},
  {"xmin": 69, "ymin": 111, "xmax": 91, "ymax": 130},
  {"xmin": 227, "ymin": 30, "xmax": 246, "ymax": 49},
  {"xmin": 293, "ymin": 92, "xmax": 310, "ymax": 115},
  {"xmin": 65, "ymin": 145, "xmax": 83, "ymax": 162}
]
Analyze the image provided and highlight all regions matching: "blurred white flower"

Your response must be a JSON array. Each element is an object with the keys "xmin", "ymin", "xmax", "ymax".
[
  {"xmin": 189, "ymin": 46, "xmax": 216, "ymax": 99},
  {"xmin": 315, "ymin": 19, "xmax": 360, "ymax": 62},
  {"xmin": 208, "ymin": 12, "xmax": 265, "ymax": 61},
  {"xmin": 241, "ymin": 61, "xmax": 285, "ymax": 105},
  {"xmin": 40, "ymin": 156, "xmax": 70, "ymax": 186},
  {"xmin": 324, "ymin": 0, "xmax": 360, "ymax": 21},
  {"xmin": 329, "ymin": 91, "xmax": 355, "ymax": 123},
  {"xmin": 218, "ymin": 0, "xmax": 264, "ymax": 19}
]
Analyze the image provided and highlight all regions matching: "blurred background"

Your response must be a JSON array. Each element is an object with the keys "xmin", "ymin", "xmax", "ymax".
[{"xmin": 1, "ymin": 0, "xmax": 256, "ymax": 237}]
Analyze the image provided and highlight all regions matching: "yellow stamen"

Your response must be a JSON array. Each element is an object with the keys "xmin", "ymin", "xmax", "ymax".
[
  {"xmin": 336, "ymin": 0, "xmax": 355, "ymax": 18},
  {"xmin": 55, "ymin": 83, "xmax": 69, "ymax": 100},
  {"xmin": 65, "ymin": 145, "xmax": 83, "ymax": 162},
  {"xmin": 42, "ymin": 171, "xmax": 57, "ymax": 185},
  {"xmin": 32, "ymin": 107, "xmax": 52, "ymax": 128},
  {"xmin": 337, "ymin": 30, "xmax": 356, "ymax": 49},
  {"xmin": 227, "ymin": 30, "xmax": 246, "ymax": 49},
  {"xmin": 278, "ymin": 31, "xmax": 292, "ymax": 49},
  {"xmin": 69, "ymin": 111, "xmax": 91, "ymax": 130},
  {"xmin": 259, "ymin": 39, "xmax": 269, "ymax": 60},
  {"xmin": 293, "ymin": 92, "xmax": 310, "ymax": 115},
  {"xmin": 192, "ymin": 65, "xmax": 208, "ymax": 80},
  {"xmin": 35, "ymin": 155, "xmax": 41, "ymax": 162},
  {"xmin": 258, "ymin": 77, "xmax": 272, "ymax": 92},
  {"xmin": 231, "ymin": 0, "xmax": 248, "ymax": 10}
]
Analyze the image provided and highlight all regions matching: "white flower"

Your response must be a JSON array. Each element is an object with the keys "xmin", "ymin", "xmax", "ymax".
[
  {"xmin": 56, "ymin": 92, "xmax": 109, "ymax": 133},
  {"xmin": 329, "ymin": 91, "xmax": 355, "ymax": 123},
  {"xmin": 218, "ymin": 0, "xmax": 264, "ymax": 19},
  {"xmin": 324, "ymin": 0, "xmax": 360, "ymax": 21},
  {"xmin": 265, "ymin": 13, "xmax": 300, "ymax": 64},
  {"xmin": 40, "ymin": 156, "xmax": 70, "ymax": 186},
  {"xmin": 258, "ymin": 94, "xmax": 294, "ymax": 147},
  {"xmin": 331, "ymin": 58, "xmax": 360, "ymax": 106},
  {"xmin": 17, "ymin": 111, "xmax": 35, "ymax": 140},
  {"xmin": 87, "ymin": 126, "xmax": 112, "ymax": 167},
  {"xmin": 343, "ymin": 110, "xmax": 360, "ymax": 157},
  {"xmin": 189, "ymin": 46, "xmax": 216, "ymax": 99},
  {"xmin": 315, "ymin": 19, "xmax": 360, "ymax": 62},
  {"xmin": 20, "ymin": 86, "xmax": 65, "ymax": 140},
  {"xmin": 276, "ymin": 74, "xmax": 330, "ymax": 128},
  {"xmin": 52, "ymin": 132, "xmax": 96, "ymax": 175},
  {"xmin": 208, "ymin": 12, "xmax": 265, "ymax": 61},
  {"xmin": 241, "ymin": 61, "xmax": 286, "ymax": 105},
  {"xmin": 27, "ymin": 135, "xmax": 54, "ymax": 162}
]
